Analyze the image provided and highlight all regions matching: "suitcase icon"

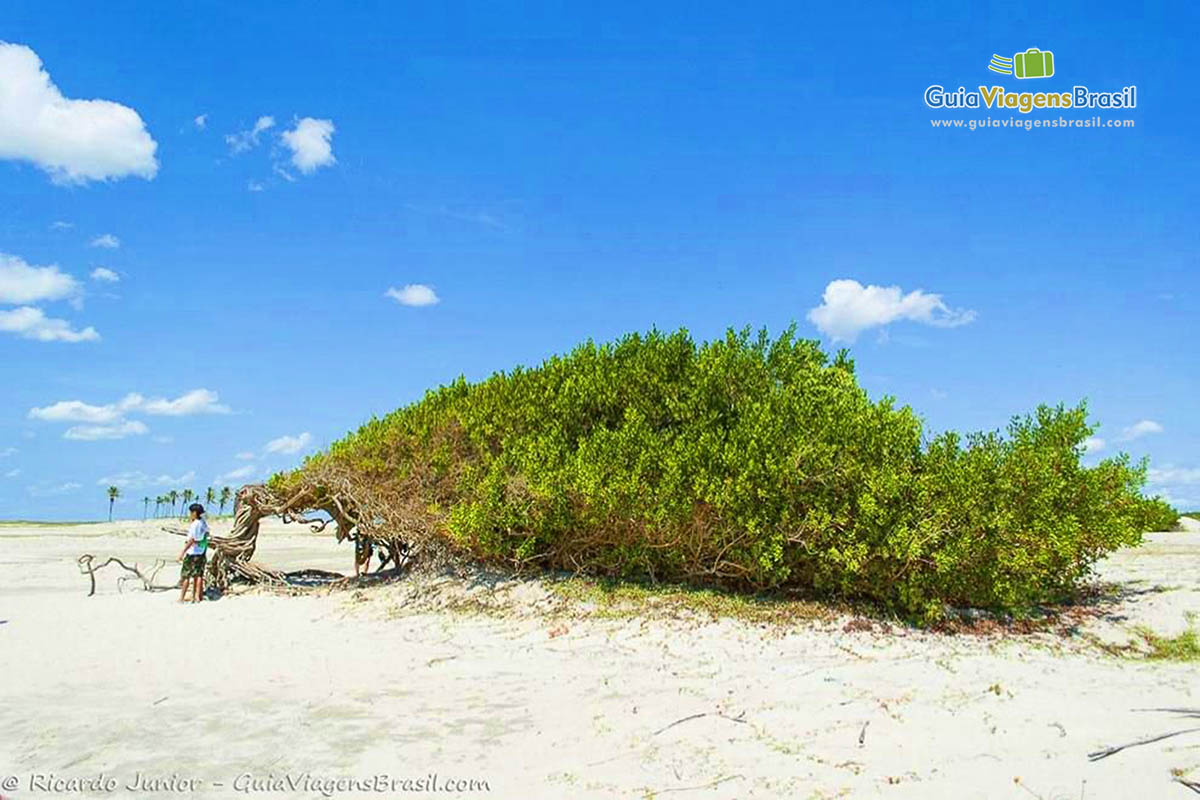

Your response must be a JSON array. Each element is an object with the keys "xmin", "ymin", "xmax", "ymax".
[{"xmin": 1014, "ymin": 48, "xmax": 1054, "ymax": 79}]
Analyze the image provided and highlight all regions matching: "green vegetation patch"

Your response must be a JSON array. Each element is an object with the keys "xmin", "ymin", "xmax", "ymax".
[
  {"xmin": 278, "ymin": 326, "xmax": 1172, "ymax": 623},
  {"xmin": 1136, "ymin": 615, "xmax": 1200, "ymax": 662}
]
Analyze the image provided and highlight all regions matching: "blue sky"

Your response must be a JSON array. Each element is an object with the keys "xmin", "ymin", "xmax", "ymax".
[{"xmin": 1, "ymin": 1, "xmax": 1197, "ymax": 520}]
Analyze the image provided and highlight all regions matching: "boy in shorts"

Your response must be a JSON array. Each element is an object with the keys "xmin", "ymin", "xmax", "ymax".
[{"xmin": 178, "ymin": 503, "xmax": 209, "ymax": 603}]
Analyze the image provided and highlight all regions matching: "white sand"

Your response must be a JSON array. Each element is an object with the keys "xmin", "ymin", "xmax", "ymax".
[{"xmin": 1, "ymin": 519, "xmax": 1197, "ymax": 799}]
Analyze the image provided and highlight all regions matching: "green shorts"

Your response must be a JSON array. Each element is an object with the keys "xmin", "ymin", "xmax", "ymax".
[{"xmin": 181, "ymin": 553, "xmax": 206, "ymax": 579}]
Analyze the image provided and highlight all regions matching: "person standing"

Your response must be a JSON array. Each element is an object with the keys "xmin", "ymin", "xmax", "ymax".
[
  {"xmin": 354, "ymin": 533, "xmax": 373, "ymax": 577},
  {"xmin": 178, "ymin": 503, "xmax": 209, "ymax": 603}
]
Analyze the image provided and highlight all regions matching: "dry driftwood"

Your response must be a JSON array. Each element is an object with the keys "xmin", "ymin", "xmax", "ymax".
[
  {"xmin": 1087, "ymin": 727, "xmax": 1200, "ymax": 761},
  {"xmin": 76, "ymin": 555, "xmax": 171, "ymax": 596},
  {"xmin": 653, "ymin": 710, "xmax": 747, "ymax": 736},
  {"xmin": 1089, "ymin": 705, "xmax": 1200, "ymax": 762},
  {"xmin": 1176, "ymin": 778, "xmax": 1200, "ymax": 796},
  {"xmin": 1088, "ymin": 707, "xmax": 1200, "ymax": 761}
]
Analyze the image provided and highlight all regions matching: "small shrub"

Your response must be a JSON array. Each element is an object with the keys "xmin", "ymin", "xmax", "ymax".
[
  {"xmin": 1135, "ymin": 496, "xmax": 1181, "ymax": 532},
  {"xmin": 283, "ymin": 326, "xmax": 1158, "ymax": 621}
]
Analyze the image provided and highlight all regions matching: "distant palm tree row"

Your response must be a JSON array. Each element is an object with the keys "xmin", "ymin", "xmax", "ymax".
[{"xmin": 106, "ymin": 486, "xmax": 235, "ymax": 521}]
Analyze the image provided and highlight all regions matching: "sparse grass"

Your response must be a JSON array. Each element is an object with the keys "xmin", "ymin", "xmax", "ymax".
[
  {"xmin": 1132, "ymin": 613, "xmax": 1200, "ymax": 662},
  {"xmin": 365, "ymin": 567, "xmax": 843, "ymax": 628},
  {"xmin": 546, "ymin": 575, "xmax": 839, "ymax": 626},
  {"xmin": 358, "ymin": 567, "xmax": 1146, "ymax": 637},
  {"xmin": 1136, "ymin": 627, "xmax": 1200, "ymax": 661}
]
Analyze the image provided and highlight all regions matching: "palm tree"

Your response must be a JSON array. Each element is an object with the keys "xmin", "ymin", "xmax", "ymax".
[
  {"xmin": 106, "ymin": 486, "xmax": 120, "ymax": 521},
  {"xmin": 205, "ymin": 487, "xmax": 215, "ymax": 510},
  {"xmin": 154, "ymin": 495, "xmax": 162, "ymax": 517},
  {"xmin": 181, "ymin": 489, "xmax": 194, "ymax": 516},
  {"xmin": 219, "ymin": 486, "xmax": 232, "ymax": 515},
  {"xmin": 167, "ymin": 489, "xmax": 179, "ymax": 516},
  {"xmin": 142, "ymin": 496, "xmax": 151, "ymax": 520}
]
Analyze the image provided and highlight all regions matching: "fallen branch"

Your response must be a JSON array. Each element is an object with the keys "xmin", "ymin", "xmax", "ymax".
[
  {"xmin": 1087, "ymin": 727, "xmax": 1200, "ymax": 761},
  {"xmin": 1175, "ymin": 778, "xmax": 1200, "ymax": 795},
  {"xmin": 650, "ymin": 774, "xmax": 742, "ymax": 795},
  {"xmin": 77, "ymin": 554, "xmax": 171, "ymax": 596},
  {"xmin": 653, "ymin": 710, "xmax": 747, "ymax": 736},
  {"xmin": 1132, "ymin": 708, "xmax": 1200, "ymax": 718}
]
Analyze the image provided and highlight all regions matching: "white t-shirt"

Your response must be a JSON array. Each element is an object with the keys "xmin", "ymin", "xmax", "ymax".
[{"xmin": 186, "ymin": 519, "xmax": 210, "ymax": 556}]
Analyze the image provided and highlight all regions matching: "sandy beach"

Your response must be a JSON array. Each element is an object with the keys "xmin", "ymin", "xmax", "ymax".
[{"xmin": 1, "ymin": 518, "xmax": 1197, "ymax": 799}]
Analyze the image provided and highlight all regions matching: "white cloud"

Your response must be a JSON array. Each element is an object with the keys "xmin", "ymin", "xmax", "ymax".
[
  {"xmin": 1153, "ymin": 488, "xmax": 1197, "ymax": 511},
  {"xmin": 235, "ymin": 451, "xmax": 255, "ymax": 461},
  {"xmin": 0, "ymin": 43, "xmax": 158, "ymax": 184},
  {"xmin": 807, "ymin": 279, "xmax": 976, "ymax": 343},
  {"xmin": 96, "ymin": 469, "xmax": 194, "ymax": 489},
  {"xmin": 194, "ymin": 114, "xmax": 207, "ymax": 130},
  {"xmin": 90, "ymin": 267, "xmax": 120, "ymax": 283},
  {"xmin": 1147, "ymin": 465, "xmax": 1200, "ymax": 486},
  {"xmin": 4, "ymin": 468, "xmax": 19, "ymax": 478},
  {"xmin": 30, "ymin": 390, "xmax": 228, "ymax": 422},
  {"xmin": 90, "ymin": 233, "xmax": 120, "ymax": 249},
  {"xmin": 247, "ymin": 180, "xmax": 264, "ymax": 192},
  {"xmin": 64, "ymin": 420, "xmax": 148, "ymax": 441},
  {"xmin": 225, "ymin": 115, "xmax": 275, "ymax": 153},
  {"xmin": 29, "ymin": 393, "xmax": 143, "ymax": 423},
  {"xmin": 0, "ymin": 253, "xmax": 81, "ymax": 304},
  {"xmin": 1082, "ymin": 436, "xmax": 1106, "ymax": 454},
  {"xmin": 140, "ymin": 388, "xmax": 230, "ymax": 416},
  {"xmin": 1119, "ymin": 420, "xmax": 1164, "ymax": 441},
  {"xmin": 152, "ymin": 435, "xmax": 174, "ymax": 444},
  {"xmin": 28, "ymin": 481, "xmax": 82, "ymax": 497},
  {"xmin": 264, "ymin": 432, "xmax": 312, "ymax": 455},
  {"xmin": 405, "ymin": 204, "xmax": 509, "ymax": 231},
  {"xmin": 385, "ymin": 284, "xmax": 440, "ymax": 307},
  {"xmin": 30, "ymin": 389, "xmax": 229, "ymax": 441},
  {"xmin": 215, "ymin": 464, "xmax": 256, "ymax": 485},
  {"xmin": 0, "ymin": 447, "xmax": 16, "ymax": 457},
  {"xmin": 50, "ymin": 220, "xmax": 73, "ymax": 230},
  {"xmin": 0, "ymin": 306, "xmax": 99, "ymax": 342},
  {"xmin": 280, "ymin": 117, "xmax": 335, "ymax": 173}
]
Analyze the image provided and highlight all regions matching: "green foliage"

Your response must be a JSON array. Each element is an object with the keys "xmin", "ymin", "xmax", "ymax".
[
  {"xmin": 287, "ymin": 326, "xmax": 1158, "ymax": 620},
  {"xmin": 1135, "ymin": 496, "xmax": 1180, "ymax": 532}
]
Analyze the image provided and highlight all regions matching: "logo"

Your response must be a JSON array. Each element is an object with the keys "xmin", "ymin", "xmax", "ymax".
[
  {"xmin": 989, "ymin": 48, "xmax": 1055, "ymax": 79},
  {"xmin": 924, "ymin": 46, "xmax": 1136, "ymax": 115}
]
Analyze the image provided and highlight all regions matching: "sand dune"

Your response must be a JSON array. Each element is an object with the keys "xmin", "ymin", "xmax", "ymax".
[{"xmin": 1, "ymin": 518, "xmax": 1197, "ymax": 799}]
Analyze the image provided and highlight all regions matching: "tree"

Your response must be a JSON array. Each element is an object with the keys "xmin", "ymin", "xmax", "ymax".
[
  {"xmin": 181, "ymin": 489, "xmax": 194, "ymax": 516},
  {"xmin": 205, "ymin": 487, "xmax": 215, "ymax": 510},
  {"xmin": 154, "ymin": 495, "xmax": 163, "ymax": 517},
  {"xmin": 106, "ymin": 486, "xmax": 120, "ymax": 522},
  {"xmin": 142, "ymin": 496, "xmax": 151, "ymax": 520},
  {"xmin": 168, "ymin": 490, "xmax": 179, "ymax": 516},
  {"xmin": 219, "ymin": 486, "xmax": 232, "ymax": 514}
]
